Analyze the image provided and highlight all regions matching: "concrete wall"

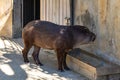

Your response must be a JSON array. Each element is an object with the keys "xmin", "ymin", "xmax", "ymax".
[
  {"xmin": 98, "ymin": 0, "xmax": 120, "ymax": 60},
  {"xmin": 12, "ymin": 0, "xmax": 22, "ymax": 38},
  {"xmin": 74, "ymin": 0, "xmax": 120, "ymax": 60}
]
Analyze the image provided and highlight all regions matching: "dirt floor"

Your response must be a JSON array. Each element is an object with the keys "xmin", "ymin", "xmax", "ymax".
[{"xmin": 0, "ymin": 37, "xmax": 89, "ymax": 80}]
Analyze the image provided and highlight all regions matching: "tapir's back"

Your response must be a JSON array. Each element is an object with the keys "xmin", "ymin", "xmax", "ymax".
[{"xmin": 22, "ymin": 20, "xmax": 68, "ymax": 49}]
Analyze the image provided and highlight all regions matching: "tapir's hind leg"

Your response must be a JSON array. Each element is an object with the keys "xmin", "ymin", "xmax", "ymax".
[
  {"xmin": 32, "ymin": 45, "xmax": 43, "ymax": 66},
  {"xmin": 22, "ymin": 40, "xmax": 32, "ymax": 63}
]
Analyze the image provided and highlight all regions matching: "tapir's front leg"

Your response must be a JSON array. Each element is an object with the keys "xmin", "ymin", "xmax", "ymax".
[{"xmin": 56, "ymin": 49, "xmax": 64, "ymax": 72}]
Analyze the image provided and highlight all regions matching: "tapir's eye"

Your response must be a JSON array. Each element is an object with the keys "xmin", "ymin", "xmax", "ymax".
[
  {"xmin": 85, "ymin": 33, "xmax": 89, "ymax": 35},
  {"xmin": 83, "ymin": 29, "xmax": 90, "ymax": 33}
]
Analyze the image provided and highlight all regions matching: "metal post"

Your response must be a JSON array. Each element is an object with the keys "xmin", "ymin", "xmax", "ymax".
[{"xmin": 70, "ymin": 0, "xmax": 74, "ymax": 25}]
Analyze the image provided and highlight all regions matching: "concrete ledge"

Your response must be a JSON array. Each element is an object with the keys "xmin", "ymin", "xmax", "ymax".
[{"xmin": 97, "ymin": 66, "xmax": 120, "ymax": 76}]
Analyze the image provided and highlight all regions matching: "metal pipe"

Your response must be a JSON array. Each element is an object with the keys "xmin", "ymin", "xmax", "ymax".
[{"xmin": 70, "ymin": 0, "xmax": 74, "ymax": 25}]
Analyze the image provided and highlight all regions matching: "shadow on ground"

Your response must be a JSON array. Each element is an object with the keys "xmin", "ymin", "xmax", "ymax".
[{"xmin": 0, "ymin": 37, "xmax": 88, "ymax": 80}]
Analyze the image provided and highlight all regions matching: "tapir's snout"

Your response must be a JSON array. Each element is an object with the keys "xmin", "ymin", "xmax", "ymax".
[{"xmin": 90, "ymin": 33, "xmax": 96, "ymax": 42}]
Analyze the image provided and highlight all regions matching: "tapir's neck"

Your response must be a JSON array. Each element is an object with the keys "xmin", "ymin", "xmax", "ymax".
[
  {"xmin": 66, "ymin": 27, "xmax": 78, "ymax": 48},
  {"xmin": 67, "ymin": 26, "xmax": 85, "ymax": 49}
]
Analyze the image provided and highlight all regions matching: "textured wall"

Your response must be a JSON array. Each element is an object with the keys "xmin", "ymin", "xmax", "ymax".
[
  {"xmin": 74, "ymin": 0, "xmax": 120, "ymax": 60},
  {"xmin": 12, "ymin": 0, "xmax": 22, "ymax": 38},
  {"xmin": 0, "ymin": 0, "xmax": 13, "ymax": 38},
  {"xmin": 98, "ymin": 0, "xmax": 120, "ymax": 59},
  {"xmin": 0, "ymin": 13, "xmax": 12, "ymax": 37}
]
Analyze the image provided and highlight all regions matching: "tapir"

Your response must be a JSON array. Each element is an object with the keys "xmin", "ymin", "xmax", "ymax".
[{"xmin": 22, "ymin": 20, "xmax": 96, "ymax": 72}]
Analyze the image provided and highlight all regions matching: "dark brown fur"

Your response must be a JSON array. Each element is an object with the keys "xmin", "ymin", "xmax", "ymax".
[{"xmin": 22, "ymin": 20, "xmax": 96, "ymax": 72}]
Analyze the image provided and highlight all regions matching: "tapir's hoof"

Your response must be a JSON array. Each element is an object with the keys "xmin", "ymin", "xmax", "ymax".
[
  {"xmin": 35, "ymin": 61, "xmax": 43, "ymax": 66},
  {"xmin": 24, "ymin": 60, "xmax": 29, "ymax": 63},
  {"xmin": 64, "ymin": 67, "xmax": 70, "ymax": 71},
  {"xmin": 39, "ymin": 63, "xmax": 43, "ymax": 66},
  {"xmin": 58, "ymin": 69, "xmax": 64, "ymax": 72}
]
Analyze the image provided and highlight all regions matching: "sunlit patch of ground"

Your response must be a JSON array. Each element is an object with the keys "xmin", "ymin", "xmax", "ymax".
[{"xmin": 0, "ymin": 37, "xmax": 88, "ymax": 80}]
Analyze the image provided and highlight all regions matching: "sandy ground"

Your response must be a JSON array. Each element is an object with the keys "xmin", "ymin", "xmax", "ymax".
[{"xmin": 0, "ymin": 37, "xmax": 88, "ymax": 80}]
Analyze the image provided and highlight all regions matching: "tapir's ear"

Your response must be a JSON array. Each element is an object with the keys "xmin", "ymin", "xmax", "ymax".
[{"xmin": 69, "ymin": 25, "xmax": 73, "ymax": 27}]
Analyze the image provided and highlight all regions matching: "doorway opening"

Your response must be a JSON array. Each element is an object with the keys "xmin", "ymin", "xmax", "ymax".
[{"xmin": 23, "ymin": 0, "xmax": 40, "ymax": 27}]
